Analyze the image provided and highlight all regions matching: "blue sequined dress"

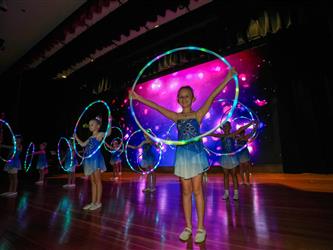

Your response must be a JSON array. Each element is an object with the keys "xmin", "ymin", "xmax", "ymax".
[
  {"xmin": 174, "ymin": 119, "xmax": 209, "ymax": 179},
  {"xmin": 141, "ymin": 143, "xmax": 155, "ymax": 168},
  {"xmin": 36, "ymin": 152, "xmax": 48, "ymax": 169},
  {"xmin": 110, "ymin": 151, "xmax": 122, "ymax": 165},
  {"xmin": 4, "ymin": 149, "xmax": 22, "ymax": 172},
  {"xmin": 236, "ymin": 139, "xmax": 250, "ymax": 163},
  {"xmin": 83, "ymin": 137, "xmax": 106, "ymax": 176},
  {"xmin": 220, "ymin": 136, "xmax": 239, "ymax": 169},
  {"xmin": 64, "ymin": 149, "xmax": 78, "ymax": 172}
]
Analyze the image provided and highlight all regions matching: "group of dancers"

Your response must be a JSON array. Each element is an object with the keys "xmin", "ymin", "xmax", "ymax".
[{"xmin": 1, "ymin": 67, "xmax": 259, "ymax": 244}]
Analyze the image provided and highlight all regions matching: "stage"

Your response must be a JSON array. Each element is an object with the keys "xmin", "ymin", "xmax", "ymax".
[{"xmin": 0, "ymin": 172, "xmax": 332, "ymax": 250}]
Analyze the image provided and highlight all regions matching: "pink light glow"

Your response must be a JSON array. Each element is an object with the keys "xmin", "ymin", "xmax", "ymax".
[
  {"xmin": 202, "ymin": 137, "xmax": 208, "ymax": 143},
  {"xmin": 214, "ymin": 66, "xmax": 221, "ymax": 72},
  {"xmin": 170, "ymin": 81, "xmax": 178, "ymax": 89},
  {"xmin": 151, "ymin": 79, "xmax": 162, "ymax": 90},
  {"xmin": 248, "ymin": 144, "xmax": 254, "ymax": 153},
  {"xmin": 254, "ymin": 99, "xmax": 268, "ymax": 106},
  {"xmin": 185, "ymin": 74, "xmax": 193, "ymax": 80},
  {"xmin": 239, "ymin": 73, "xmax": 247, "ymax": 81},
  {"xmin": 204, "ymin": 112, "xmax": 211, "ymax": 119},
  {"xmin": 197, "ymin": 72, "xmax": 204, "ymax": 79}
]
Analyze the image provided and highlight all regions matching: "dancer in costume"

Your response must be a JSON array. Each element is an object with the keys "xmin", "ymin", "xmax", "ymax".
[
  {"xmin": 210, "ymin": 121, "xmax": 255, "ymax": 200},
  {"xmin": 130, "ymin": 67, "xmax": 237, "ymax": 244},
  {"xmin": 0, "ymin": 135, "xmax": 22, "ymax": 197},
  {"xmin": 128, "ymin": 130, "xmax": 159, "ymax": 192},
  {"xmin": 75, "ymin": 116, "xmax": 111, "ymax": 211},
  {"xmin": 35, "ymin": 142, "xmax": 48, "ymax": 185}
]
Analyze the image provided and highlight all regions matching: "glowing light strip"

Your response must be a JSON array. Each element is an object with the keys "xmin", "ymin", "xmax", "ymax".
[
  {"xmin": 24, "ymin": 142, "xmax": 35, "ymax": 172},
  {"xmin": 130, "ymin": 46, "xmax": 239, "ymax": 145},
  {"xmin": 57, "ymin": 137, "xmax": 73, "ymax": 172},
  {"xmin": 0, "ymin": 119, "xmax": 17, "ymax": 163},
  {"xmin": 125, "ymin": 129, "xmax": 162, "ymax": 175},
  {"xmin": 73, "ymin": 100, "xmax": 112, "ymax": 159}
]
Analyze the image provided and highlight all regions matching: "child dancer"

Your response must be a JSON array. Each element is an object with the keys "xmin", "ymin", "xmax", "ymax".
[
  {"xmin": 130, "ymin": 67, "xmax": 237, "ymax": 243},
  {"xmin": 75, "ymin": 116, "xmax": 111, "ymax": 210},
  {"xmin": 0, "ymin": 135, "xmax": 22, "ymax": 197},
  {"xmin": 108, "ymin": 139, "xmax": 123, "ymax": 181},
  {"xmin": 35, "ymin": 142, "xmax": 48, "ymax": 185},
  {"xmin": 128, "ymin": 130, "xmax": 159, "ymax": 192},
  {"xmin": 210, "ymin": 121, "xmax": 255, "ymax": 200},
  {"xmin": 236, "ymin": 121, "xmax": 258, "ymax": 185}
]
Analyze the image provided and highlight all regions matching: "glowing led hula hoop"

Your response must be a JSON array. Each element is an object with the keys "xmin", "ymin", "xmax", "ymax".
[
  {"xmin": 104, "ymin": 126, "xmax": 124, "ymax": 154},
  {"xmin": 130, "ymin": 46, "xmax": 239, "ymax": 146},
  {"xmin": 165, "ymin": 123, "xmax": 177, "ymax": 150},
  {"xmin": 57, "ymin": 137, "xmax": 73, "ymax": 172},
  {"xmin": 73, "ymin": 100, "xmax": 112, "ymax": 159},
  {"xmin": 24, "ymin": 142, "xmax": 35, "ymax": 172},
  {"xmin": 206, "ymin": 99, "xmax": 260, "ymax": 156},
  {"xmin": 0, "ymin": 119, "xmax": 17, "ymax": 163},
  {"xmin": 125, "ymin": 129, "xmax": 163, "ymax": 175}
]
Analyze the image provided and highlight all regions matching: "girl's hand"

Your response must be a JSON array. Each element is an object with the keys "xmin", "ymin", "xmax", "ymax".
[{"xmin": 74, "ymin": 134, "xmax": 79, "ymax": 141}]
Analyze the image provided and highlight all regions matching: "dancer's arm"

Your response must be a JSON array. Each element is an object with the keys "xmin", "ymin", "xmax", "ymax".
[
  {"xmin": 129, "ymin": 90, "xmax": 178, "ymax": 122},
  {"xmin": 74, "ymin": 134, "xmax": 89, "ymax": 147},
  {"xmin": 197, "ymin": 68, "xmax": 237, "ymax": 123}
]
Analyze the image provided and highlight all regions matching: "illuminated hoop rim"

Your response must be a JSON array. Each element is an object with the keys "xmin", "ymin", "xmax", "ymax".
[
  {"xmin": 104, "ymin": 126, "xmax": 124, "ymax": 154},
  {"xmin": 57, "ymin": 137, "xmax": 73, "ymax": 172},
  {"xmin": 73, "ymin": 100, "xmax": 112, "ymax": 159},
  {"xmin": 205, "ymin": 99, "xmax": 260, "ymax": 156},
  {"xmin": 24, "ymin": 142, "xmax": 35, "ymax": 172},
  {"xmin": 0, "ymin": 119, "xmax": 17, "ymax": 163},
  {"xmin": 125, "ymin": 129, "xmax": 162, "ymax": 175},
  {"xmin": 130, "ymin": 46, "xmax": 239, "ymax": 146}
]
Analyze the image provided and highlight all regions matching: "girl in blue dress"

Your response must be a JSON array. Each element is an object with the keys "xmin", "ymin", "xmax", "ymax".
[
  {"xmin": 210, "ymin": 121, "xmax": 255, "ymax": 200},
  {"xmin": 34, "ymin": 142, "xmax": 48, "ymax": 185},
  {"xmin": 75, "ymin": 116, "xmax": 111, "ymax": 211},
  {"xmin": 0, "ymin": 135, "xmax": 22, "ymax": 197},
  {"xmin": 236, "ymin": 121, "xmax": 258, "ymax": 185},
  {"xmin": 130, "ymin": 67, "xmax": 237, "ymax": 244},
  {"xmin": 107, "ymin": 139, "xmax": 123, "ymax": 181},
  {"xmin": 128, "ymin": 130, "xmax": 159, "ymax": 192}
]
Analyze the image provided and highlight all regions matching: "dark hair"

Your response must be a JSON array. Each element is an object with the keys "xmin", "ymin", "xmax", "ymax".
[
  {"xmin": 221, "ymin": 121, "xmax": 231, "ymax": 129},
  {"xmin": 177, "ymin": 85, "xmax": 194, "ymax": 97},
  {"xmin": 91, "ymin": 116, "xmax": 102, "ymax": 125}
]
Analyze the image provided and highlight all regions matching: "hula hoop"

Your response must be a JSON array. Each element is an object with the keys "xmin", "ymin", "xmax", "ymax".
[
  {"xmin": 57, "ymin": 137, "xmax": 73, "ymax": 172},
  {"xmin": 0, "ymin": 119, "xmax": 17, "ymax": 163},
  {"xmin": 125, "ymin": 129, "xmax": 162, "ymax": 175},
  {"xmin": 73, "ymin": 100, "xmax": 112, "ymax": 159},
  {"xmin": 24, "ymin": 142, "xmax": 35, "ymax": 172},
  {"xmin": 130, "ymin": 46, "xmax": 239, "ymax": 146}
]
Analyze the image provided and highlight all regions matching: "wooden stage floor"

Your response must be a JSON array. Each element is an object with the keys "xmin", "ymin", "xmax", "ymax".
[{"xmin": 0, "ymin": 172, "xmax": 332, "ymax": 250}]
